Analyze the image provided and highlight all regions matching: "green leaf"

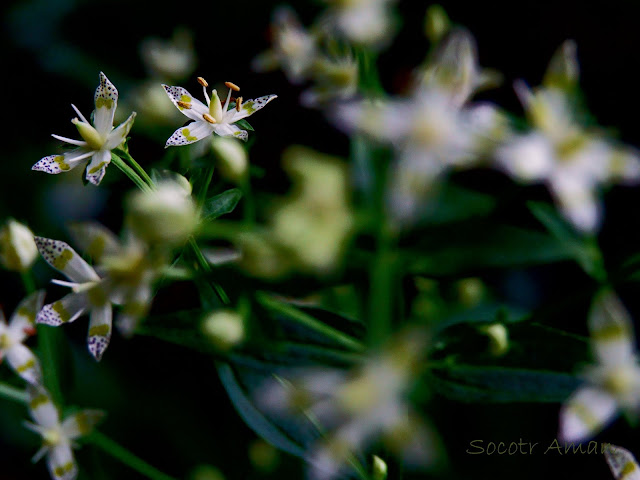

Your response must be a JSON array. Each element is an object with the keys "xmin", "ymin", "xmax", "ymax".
[
  {"xmin": 528, "ymin": 201, "xmax": 605, "ymax": 280},
  {"xmin": 235, "ymin": 119, "xmax": 254, "ymax": 131},
  {"xmin": 405, "ymin": 224, "xmax": 575, "ymax": 276},
  {"xmin": 421, "ymin": 184, "xmax": 496, "ymax": 225},
  {"xmin": 430, "ymin": 364, "xmax": 581, "ymax": 403},
  {"xmin": 202, "ymin": 188, "xmax": 243, "ymax": 221},
  {"xmin": 217, "ymin": 363, "xmax": 308, "ymax": 458},
  {"xmin": 434, "ymin": 302, "xmax": 530, "ymax": 333}
]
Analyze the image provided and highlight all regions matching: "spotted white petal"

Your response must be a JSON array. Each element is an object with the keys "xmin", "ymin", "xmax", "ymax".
[
  {"xmin": 27, "ymin": 385, "xmax": 60, "ymax": 429},
  {"xmin": 68, "ymin": 222, "xmax": 121, "ymax": 262},
  {"xmin": 47, "ymin": 442, "xmax": 77, "ymax": 480},
  {"xmin": 62, "ymin": 410, "xmax": 105, "ymax": 440},
  {"xmin": 85, "ymin": 150, "xmax": 111, "ymax": 186},
  {"xmin": 165, "ymin": 120, "xmax": 213, "ymax": 147},
  {"xmin": 106, "ymin": 112, "xmax": 137, "ymax": 150},
  {"xmin": 212, "ymin": 122, "xmax": 248, "ymax": 141},
  {"xmin": 228, "ymin": 94, "xmax": 278, "ymax": 122},
  {"xmin": 559, "ymin": 386, "xmax": 618, "ymax": 443},
  {"xmin": 37, "ymin": 293, "xmax": 89, "ymax": 326},
  {"xmin": 162, "ymin": 84, "xmax": 209, "ymax": 122},
  {"xmin": 35, "ymin": 237, "xmax": 100, "ymax": 283},
  {"xmin": 605, "ymin": 444, "xmax": 640, "ymax": 480},
  {"xmin": 93, "ymin": 72, "xmax": 118, "ymax": 137},
  {"xmin": 6, "ymin": 343, "xmax": 42, "ymax": 384},
  {"xmin": 8, "ymin": 290, "xmax": 45, "ymax": 339},
  {"xmin": 87, "ymin": 303, "xmax": 112, "ymax": 361},
  {"xmin": 32, "ymin": 149, "xmax": 94, "ymax": 175},
  {"xmin": 588, "ymin": 291, "xmax": 636, "ymax": 366}
]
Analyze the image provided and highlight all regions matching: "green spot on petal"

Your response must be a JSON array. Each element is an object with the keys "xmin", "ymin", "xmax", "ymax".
[
  {"xmin": 243, "ymin": 101, "xmax": 256, "ymax": 114},
  {"xmin": 29, "ymin": 394, "xmax": 49, "ymax": 410},
  {"xmin": 54, "ymin": 156, "xmax": 70, "ymax": 171},
  {"xmin": 87, "ymin": 287, "xmax": 108, "ymax": 307},
  {"xmin": 52, "ymin": 249, "xmax": 74, "ymax": 270},
  {"xmin": 17, "ymin": 307, "xmax": 35, "ymax": 323},
  {"xmin": 52, "ymin": 301, "xmax": 71, "ymax": 323},
  {"xmin": 88, "ymin": 324, "xmax": 110, "ymax": 337},
  {"xmin": 16, "ymin": 358, "xmax": 35, "ymax": 373},
  {"xmin": 54, "ymin": 462, "xmax": 74, "ymax": 476},
  {"xmin": 88, "ymin": 162, "xmax": 107, "ymax": 174},
  {"xmin": 182, "ymin": 128, "xmax": 197, "ymax": 142},
  {"xmin": 95, "ymin": 97, "xmax": 114, "ymax": 109}
]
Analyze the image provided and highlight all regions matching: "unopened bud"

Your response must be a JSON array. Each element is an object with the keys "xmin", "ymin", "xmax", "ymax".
[
  {"xmin": 202, "ymin": 310, "xmax": 245, "ymax": 350},
  {"xmin": 372, "ymin": 455, "xmax": 388, "ymax": 480},
  {"xmin": 480, "ymin": 323, "xmax": 509, "ymax": 356},
  {"xmin": 211, "ymin": 136, "xmax": 248, "ymax": 184},
  {"xmin": 425, "ymin": 5, "xmax": 450, "ymax": 44},
  {"xmin": 0, "ymin": 220, "xmax": 38, "ymax": 272}
]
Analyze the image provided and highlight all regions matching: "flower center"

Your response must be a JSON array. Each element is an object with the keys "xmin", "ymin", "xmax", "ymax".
[
  {"xmin": 197, "ymin": 76, "xmax": 241, "ymax": 124},
  {"xmin": 73, "ymin": 118, "xmax": 106, "ymax": 150}
]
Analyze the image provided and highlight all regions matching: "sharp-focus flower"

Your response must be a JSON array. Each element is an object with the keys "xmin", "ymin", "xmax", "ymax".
[
  {"xmin": 33, "ymin": 72, "xmax": 137, "ymax": 186},
  {"xmin": 559, "ymin": 291, "xmax": 640, "ymax": 443},
  {"xmin": 252, "ymin": 7, "xmax": 318, "ymax": 84},
  {"xmin": 0, "ymin": 219, "xmax": 39, "ymax": 272},
  {"xmin": 34, "ymin": 236, "xmax": 113, "ymax": 361},
  {"xmin": 321, "ymin": 0, "xmax": 398, "ymax": 48},
  {"xmin": 258, "ymin": 329, "xmax": 438, "ymax": 479},
  {"xmin": 162, "ymin": 77, "xmax": 277, "ymax": 147},
  {"xmin": 68, "ymin": 222, "xmax": 164, "ymax": 338},
  {"xmin": 25, "ymin": 385, "xmax": 103, "ymax": 480},
  {"xmin": 604, "ymin": 444, "xmax": 640, "ymax": 480},
  {"xmin": 0, "ymin": 290, "xmax": 44, "ymax": 384},
  {"xmin": 495, "ymin": 41, "xmax": 640, "ymax": 233}
]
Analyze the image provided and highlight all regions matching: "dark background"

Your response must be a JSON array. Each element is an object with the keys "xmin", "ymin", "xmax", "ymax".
[{"xmin": 2, "ymin": 0, "xmax": 640, "ymax": 478}]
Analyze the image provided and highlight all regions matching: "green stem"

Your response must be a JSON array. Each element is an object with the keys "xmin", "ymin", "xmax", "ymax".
[
  {"xmin": 367, "ymin": 225, "xmax": 395, "ymax": 347},
  {"xmin": 86, "ymin": 431, "xmax": 178, "ymax": 480},
  {"xmin": 196, "ymin": 166, "xmax": 215, "ymax": 208},
  {"xmin": 0, "ymin": 381, "xmax": 27, "ymax": 403},
  {"xmin": 188, "ymin": 237, "xmax": 230, "ymax": 305},
  {"xmin": 113, "ymin": 148, "xmax": 154, "ymax": 187},
  {"xmin": 111, "ymin": 153, "xmax": 152, "ymax": 192},
  {"xmin": 256, "ymin": 292, "xmax": 364, "ymax": 352},
  {"xmin": 20, "ymin": 270, "xmax": 36, "ymax": 294},
  {"xmin": 241, "ymin": 176, "xmax": 255, "ymax": 225}
]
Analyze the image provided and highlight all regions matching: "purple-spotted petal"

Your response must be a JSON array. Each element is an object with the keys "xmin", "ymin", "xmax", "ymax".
[
  {"xmin": 165, "ymin": 120, "xmax": 213, "ymax": 147},
  {"xmin": 35, "ymin": 237, "xmax": 99, "ymax": 283}
]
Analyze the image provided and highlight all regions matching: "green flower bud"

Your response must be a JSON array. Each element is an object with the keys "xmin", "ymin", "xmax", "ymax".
[
  {"xmin": 202, "ymin": 310, "xmax": 245, "ymax": 351},
  {"xmin": 0, "ymin": 220, "xmax": 38, "ymax": 272},
  {"xmin": 211, "ymin": 136, "xmax": 248, "ymax": 184}
]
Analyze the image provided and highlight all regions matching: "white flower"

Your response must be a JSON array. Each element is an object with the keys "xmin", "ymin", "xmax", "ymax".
[
  {"xmin": 34, "ymin": 237, "xmax": 113, "ymax": 361},
  {"xmin": 0, "ymin": 219, "xmax": 39, "ymax": 272},
  {"xmin": 25, "ymin": 385, "xmax": 103, "ymax": 480},
  {"xmin": 559, "ymin": 291, "xmax": 640, "ymax": 443},
  {"xmin": 321, "ymin": 0, "xmax": 397, "ymax": 48},
  {"xmin": 0, "ymin": 290, "xmax": 45, "ymax": 384},
  {"xmin": 495, "ymin": 42, "xmax": 640, "ymax": 233},
  {"xmin": 252, "ymin": 7, "xmax": 318, "ymax": 84},
  {"xmin": 67, "ymin": 222, "xmax": 162, "ymax": 338},
  {"xmin": 604, "ymin": 444, "xmax": 640, "ymax": 480},
  {"xmin": 162, "ymin": 77, "xmax": 277, "ymax": 147},
  {"xmin": 33, "ymin": 72, "xmax": 136, "ymax": 186},
  {"xmin": 140, "ymin": 28, "xmax": 196, "ymax": 80}
]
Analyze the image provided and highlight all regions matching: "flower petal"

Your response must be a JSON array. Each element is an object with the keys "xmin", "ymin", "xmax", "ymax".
[
  {"xmin": 47, "ymin": 442, "xmax": 77, "ymax": 480},
  {"xmin": 550, "ymin": 174, "xmax": 600, "ymax": 233},
  {"xmin": 37, "ymin": 293, "xmax": 88, "ymax": 326},
  {"xmin": 6, "ymin": 343, "xmax": 42, "ymax": 384},
  {"xmin": 228, "ymin": 94, "xmax": 278, "ymax": 122},
  {"xmin": 116, "ymin": 284, "xmax": 152, "ymax": 338},
  {"xmin": 35, "ymin": 237, "xmax": 100, "ymax": 283},
  {"xmin": 162, "ymin": 84, "xmax": 209, "ymax": 121},
  {"xmin": 165, "ymin": 121, "xmax": 213, "ymax": 147},
  {"xmin": 68, "ymin": 222, "xmax": 120, "ymax": 262},
  {"xmin": 32, "ymin": 149, "xmax": 93, "ymax": 175},
  {"xmin": 106, "ymin": 112, "xmax": 137, "ymax": 150},
  {"xmin": 212, "ymin": 123, "xmax": 248, "ymax": 142},
  {"xmin": 62, "ymin": 410, "xmax": 105, "ymax": 439},
  {"xmin": 589, "ymin": 291, "xmax": 636, "ymax": 366},
  {"xmin": 8, "ymin": 290, "xmax": 45, "ymax": 339},
  {"xmin": 559, "ymin": 386, "xmax": 618, "ymax": 443},
  {"xmin": 27, "ymin": 385, "xmax": 60, "ymax": 429},
  {"xmin": 604, "ymin": 444, "xmax": 640, "ymax": 480},
  {"xmin": 85, "ymin": 149, "xmax": 111, "ymax": 186},
  {"xmin": 87, "ymin": 304, "xmax": 112, "ymax": 361},
  {"xmin": 93, "ymin": 72, "xmax": 118, "ymax": 137}
]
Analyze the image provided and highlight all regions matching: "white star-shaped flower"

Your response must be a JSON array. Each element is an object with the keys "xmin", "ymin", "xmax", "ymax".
[
  {"xmin": 33, "ymin": 72, "xmax": 136, "ymax": 185},
  {"xmin": 162, "ymin": 77, "xmax": 277, "ymax": 147},
  {"xmin": 34, "ymin": 236, "xmax": 113, "ymax": 361},
  {"xmin": 25, "ymin": 385, "xmax": 103, "ymax": 480},
  {"xmin": 0, "ymin": 290, "xmax": 45, "ymax": 384},
  {"xmin": 559, "ymin": 291, "xmax": 640, "ymax": 443}
]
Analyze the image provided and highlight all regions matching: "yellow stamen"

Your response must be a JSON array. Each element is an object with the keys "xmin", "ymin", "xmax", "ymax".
[
  {"xmin": 177, "ymin": 101, "xmax": 192, "ymax": 109},
  {"xmin": 236, "ymin": 96, "xmax": 243, "ymax": 112},
  {"xmin": 203, "ymin": 113, "xmax": 217, "ymax": 124},
  {"xmin": 225, "ymin": 81, "xmax": 240, "ymax": 92},
  {"xmin": 197, "ymin": 77, "xmax": 209, "ymax": 87}
]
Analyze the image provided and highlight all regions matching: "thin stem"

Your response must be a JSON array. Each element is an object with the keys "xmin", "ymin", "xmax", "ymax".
[
  {"xmin": 256, "ymin": 292, "xmax": 364, "ymax": 352},
  {"xmin": 86, "ymin": 431, "xmax": 178, "ymax": 480},
  {"xmin": 0, "ymin": 381, "xmax": 27, "ymax": 403},
  {"xmin": 113, "ymin": 148, "xmax": 154, "ymax": 187},
  {"xmin": 367, "ymin": 224, "xmax": 395, "ymax": 347},
  {"xmin": 20, "ymin": 270, "xmax": 36, "ymax": 294},
  {"xmin": 111, "ymin": 153, "xmax": 152, "ymax": 192},
  {"xmin": 196, "ymin": 166, "xmax": 215, "ymax": 208},
  {"xmin": 188, "ymin": 237, "xmax": 230, "ymax": 305},
  {"xmin": 241, "ymin": 176, "xmax": 255, "ymax": 225}
]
